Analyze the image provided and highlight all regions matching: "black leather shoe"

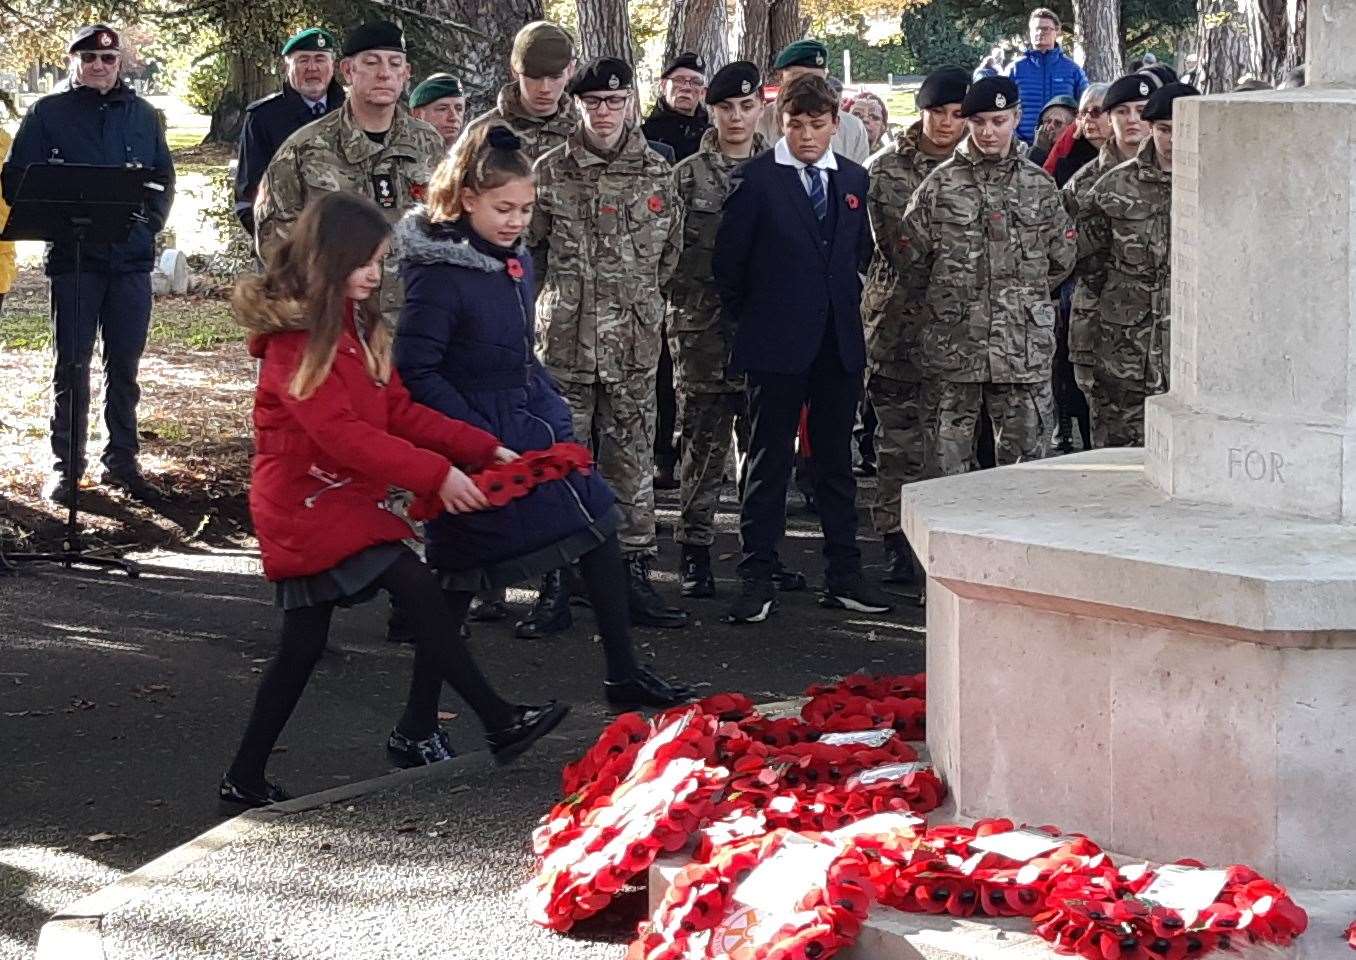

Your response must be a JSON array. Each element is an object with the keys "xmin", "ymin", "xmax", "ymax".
[
  {"xmin": 99, "ymin": 468, "xmax": 161, "ymax": 502},
  {"xmin": 627, "ymin": 554, "xmax": 689, "ymax": 628},
  {"xmin": 605, "ymin": 665, "xmax": 694, "ymax": 709},
  {"xmin": 853, "ymin": 461, "xmax": 877, "ymax": 478},
  {"xmin": 42, "ymin": 471, "xmax": 76, "ymax": 506},
  {"xmin": 219, "ymin": 773, "xmax": 291, "ymax": 809},
  {"xmin": 772, "ymin": 559, "xmax": 808, "ymax": 593},
  {"xmin": 820, "ymin": 576, "xmax": 894, "ymax": 614},
  {"xmin": 882, "ymin": 533, "xmax": 919, "ymax": 585},
  {"xmin": 468, "ymin": 589, "xmax": 509, "ymax": 622},
  {"xmin": 486, "ymin": 701, "xmax": 570, "ymax": 764},
  {"xmin": 386, "ymin": 727, "xmax": 456, "ymax": 768},
  {"xmin": 680, "ymin": 545, "xmax": 715, "ymax": 599},
  {"xmin": 726, "ymin": 578, "xmax": 776, "ymax": 624},
  {"xmin": 515, "ymin": 569, "xmax": 572, "ymax": 638}
]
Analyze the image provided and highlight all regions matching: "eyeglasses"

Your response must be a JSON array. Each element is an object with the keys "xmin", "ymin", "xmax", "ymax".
[
  {"xmin": 580, "ymin": 94, "xmax": 629, "ymax": 112},
  {"xmin": 667, "ymin": 77, "xmax": 704, "ymax": 89},
  {"xmin": 1079, "ymin": 106, "xmax": 1104, "ymax": 118},
  {"xmin": 79, "ymin": 52, "xmax": 119, "ymax": 65}
]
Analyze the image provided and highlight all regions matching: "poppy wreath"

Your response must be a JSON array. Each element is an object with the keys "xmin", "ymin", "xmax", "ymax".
[
  {"xmin": 1033, "ymin": 859, "xmax": 1309, "ymax": 960},
  {"xmin": 472, "ymin": 442, "xmax": 594, "ymax": 507},
  {"xmin": 804, "ymin": 673, "xmax": 926, "ymax": 701},
  {"xmin": 629, "ymin": 829, "xmax": 873, "ymax": 960},
  {"xmin": 801, "ymin": 690, "xmax": 926, "ymax": 739},
  {"xmin": 560, "ymin": 711, "xmax": 652, "ymax": 798},
  {"xmin": 1346, "ymin": 920, "xmax": 1356, "ymax": 950}
]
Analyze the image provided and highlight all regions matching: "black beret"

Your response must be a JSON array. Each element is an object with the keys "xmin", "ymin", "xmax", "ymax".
[
  {"xmin": 281, "ymin": 28, "xmax": 337, "ymax": 56},
  {"xmin": 569, "ymin": 57, "xmax": 632, "ymax": 96},
  {"xmin": 706, "ymin": 60, "xmax": 760, "ymax": 105},
  {"xmin": 960, "ymin": 76, "xmax": 1019, "ymax": 118},
  {"xmin": 1103, "ymin": 71, "xmax": 1161, "ymax": 111},
  {"xmin": 916, "ymin": 66, "xmax": 970, "ymax": 110},
  {"xmin": 1142, "ymin": 81, "xmax": 1200, "ymax": 122},
  {"xmin": 69, "ymin": 24, "xmax": 119, "ymax": 54},
  {"xmin": 1140, "ymin": 63, "xmax": 1179, "ymax": 86},
  {"xmin": 343, "ymin": 21, "xmax": 405, "ymax": 58},
  {"xmin": 662, "ymin": 51, "xmax": 707, "ymax": 79}
]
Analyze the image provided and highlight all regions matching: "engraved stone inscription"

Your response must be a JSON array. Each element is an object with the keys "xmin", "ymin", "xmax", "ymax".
[{"xmin": 1227, "ymin": 447, "xmax": 1286, "ymax": 483}]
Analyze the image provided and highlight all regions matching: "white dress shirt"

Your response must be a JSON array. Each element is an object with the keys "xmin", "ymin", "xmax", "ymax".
[{"xmin": 773, "ymin": 136, "xmax": 838, "ymax": 198}]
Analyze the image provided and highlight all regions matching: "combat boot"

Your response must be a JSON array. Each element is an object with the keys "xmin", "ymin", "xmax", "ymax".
[
  {"xmin": 514, "ymin": 569, "xmax": 572, "ymax": 638},
  {"xmin": 882, "ymin": 532, "xmax": 918, "ymax": 585},
  {"xmin": 680, "ymin": 544, "xmax": 715, "ymax": 598},
  {"xmin": 628, "ymin": 554, "xmax": 689, "ymax": 628}
]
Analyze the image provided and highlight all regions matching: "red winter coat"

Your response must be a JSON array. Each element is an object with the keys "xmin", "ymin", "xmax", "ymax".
[{"xmin": 241, "ymin": 295, "xmax": 501, "ymax": 581}]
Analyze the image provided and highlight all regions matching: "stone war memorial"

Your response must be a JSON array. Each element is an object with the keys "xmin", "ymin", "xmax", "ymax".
[{"xmin": 903, "ymin": 0, "xmax": 1356, "ymax": 943}]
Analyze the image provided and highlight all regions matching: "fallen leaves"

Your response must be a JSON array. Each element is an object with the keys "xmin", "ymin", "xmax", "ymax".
[{"xmin": 85, "ymin": 832, "xmax": 127, "ymax": 844}]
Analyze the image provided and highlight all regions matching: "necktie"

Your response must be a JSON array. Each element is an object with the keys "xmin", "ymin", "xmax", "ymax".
[
  {"xmin": 312, "ymin": 102, "xmax": 325, "ymax": 117},
  {"xmin": 805, "ymin": 167, "xmax": 826, "ymax": 221}
]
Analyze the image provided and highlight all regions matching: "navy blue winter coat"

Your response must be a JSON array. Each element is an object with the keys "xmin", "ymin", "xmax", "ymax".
[
  {"xmin": 1007, "ymin": 47, "xmax": 1088, "ymax": 144},
  {"xmin": 393, "ymin": 211, "xmax": 618, "ymax": 587},
  {"xmin": 1, "ymin": 81, "xmax": 175, "ymax": 276}
]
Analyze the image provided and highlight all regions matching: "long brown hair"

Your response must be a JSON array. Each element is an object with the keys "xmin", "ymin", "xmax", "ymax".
[
  {"xmin": 426, "ymin": 121, "xmax": 534, "ymax": 222},
  {"xmin": 234, "ymin": 192, "xmax": 392, "ymax": 400}
]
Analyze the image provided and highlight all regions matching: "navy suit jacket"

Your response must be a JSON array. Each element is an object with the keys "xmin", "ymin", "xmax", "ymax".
[{"xmin": 713, "ymin": 149, "xmax": 871, "ymax": 376}]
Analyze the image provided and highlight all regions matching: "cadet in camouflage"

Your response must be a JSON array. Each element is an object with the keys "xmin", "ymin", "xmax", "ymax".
[
  {"xmin": 896, "ymin": 76, "xmax": 1077, "ymax": 475},
  {"xmin": 529, "ymin": 57, "xmax": 687, "ymax": 628},
  {"xmin": 254, "ymin": 21, "xmax": 443, "ymax": 326},
  {"xmin": 1072, "ymin": 82, "xmax": 1194, "ymax": 448},
  {"xmin": 862, "ymin": 66, "xmax": 968, "ymax": 585},
  {"xmin": 460, "ymin": 21, "xmax": 579, "ymax": 162},
  {"xmin": 665, "ymin": 60, "xmax": 765, "ymax": 598}
]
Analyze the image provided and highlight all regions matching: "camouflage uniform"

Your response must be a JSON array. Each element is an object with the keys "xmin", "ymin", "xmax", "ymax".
[
  {"xmin": 897, "ymin": 136, "xmax": 1077, "ymax": 475},
  {"xmin": 665, "ymin": 128, "xmax": 764, "ymax": 547},
  {"xmin": 461, "ymin": 84, "xmax": 580, "ymax": 162},
  {"xmin": 529, "ymin": 124, "xmax": 683, "ymax": 557},
  {"xmin": 255, "ymin": 102, "xmax": 443, "ymax": 326},
  {"xmin": 862, "ymin": 122, "xmax": 951, "ymax": 534},
  {"xmin": 1063, "ymin": 139, "xmax": 1132, "ymax": 208},
  {"xmin": 1070, "ymin": 138, "xmax": 1171, "ymax": 448}
]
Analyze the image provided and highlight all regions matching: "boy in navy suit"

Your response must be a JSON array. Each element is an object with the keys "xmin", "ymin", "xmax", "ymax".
[{"xmin": 714, "ymin": 75, "xmax": 893, "ymax": 623}]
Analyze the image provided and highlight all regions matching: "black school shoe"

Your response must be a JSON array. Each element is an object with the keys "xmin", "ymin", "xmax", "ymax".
[
  {"xmin": 486, "ymin": 702, "xmax": 571, "ymax": 764},
  {"xmin": 819, "ymin": 576, "xmax": 894, "ymax": 614},
  {"xmin": 726, "ymin": 578, "xmax": 776, "ymax": 624},
  {"xmin": 99, "ymin": 467, "xmax": 162, "ymax": 502},
  {"xmin": 219, "ymin": 773, "xmax": 292, "ymax": 809},
  {"xmin": 605, "ymin": 666, "xmax": 694, "ymax": 709},
  {"xmin": 386, "ymin": 727, "xmax": 457, "ymax": 768}
]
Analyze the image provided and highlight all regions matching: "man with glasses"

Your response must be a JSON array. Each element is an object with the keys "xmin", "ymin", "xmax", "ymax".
[
  {"xmin": 234, "ymin": 28, "xmax": 345, "ymax": 236},
  {"xmin": 461, "ymin": 21, "xmax": 578, "ymax": 162},
  {"xmin": 2, "ymin": 23, "xmax": 175, "ymax": 504},
  {"xmin": 1006, "ymin": 7, "xmax": 1087, "ymax": 144},
  {"xmin": 642, "ymin": 52, "xmax": 710, "ymax": 163},
  {"xmin": 528, "ymin": 57, "xmax": 690, "ymax": 631}
]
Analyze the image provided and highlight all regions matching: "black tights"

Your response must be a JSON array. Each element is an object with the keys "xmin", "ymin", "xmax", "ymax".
[{"xmin": 228, "ymin": 550, "xmax": 515, "ymax": 788}]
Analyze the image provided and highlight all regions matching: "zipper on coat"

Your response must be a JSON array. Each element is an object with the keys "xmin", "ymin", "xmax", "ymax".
[{"xmin": 304, "ymin": 464, "xmax": 352, "ymax": 507}]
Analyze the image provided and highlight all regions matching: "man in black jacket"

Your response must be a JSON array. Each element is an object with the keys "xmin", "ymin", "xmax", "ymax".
[
  {"xmin": 2, "ymin": 24, "xmax": 175, "ymax": 503},
  {"xmin": 713, "ymin": 75, "xmax": 892, "ymax": 624},
  {"xmin": 642, "ymin": 51, "xmax": 711, "ymax": 162},
  {"xmin": 233, "ymin": 28, "xmax": 345, "ymax": 235}
]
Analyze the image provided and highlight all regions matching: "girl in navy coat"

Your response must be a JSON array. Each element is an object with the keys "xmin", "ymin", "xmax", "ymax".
[{"xmin": 394, "ymin": 123, "xmax": 692, "ymax": 709}]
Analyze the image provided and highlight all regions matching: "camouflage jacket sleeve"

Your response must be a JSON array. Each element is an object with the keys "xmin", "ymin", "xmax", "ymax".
[
  {"xmin": 663, "ymin": 161, "xmax": 695, "ymax": 300},
  {"xmin": 1045, "ymin": 188, "xmax": 1078, "ymax": 290},
  {"xmin": 867, "ymin": 154, "xmax": 907, "ymax": 266},
  {"xmin": 893, "ymin": 176, "xmax": 936, "ymax": 291},
  {"xmin": 657, "ymin": 173, "xmax": 685, "ymax": 290},
  {"xmin": 253, "ymin": 137, "xmax": 304, "ymax": 265},
  {"xmin": 1069, "ymin": 187, "xmax": 1111, "ymax": 368},
  {"xmin": 527, "ymin": 156, "xmax": 555, "ymax": 280}
]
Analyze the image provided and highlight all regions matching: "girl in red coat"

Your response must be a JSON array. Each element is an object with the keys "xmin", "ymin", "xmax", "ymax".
[{"xmin": 222, "ymin": 191, "xmax": 567, "ymax": 808}]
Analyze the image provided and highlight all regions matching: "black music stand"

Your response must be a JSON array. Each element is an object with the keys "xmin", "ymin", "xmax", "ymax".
[{"xmin": 0, "ymin": 162, "xmax": 161, "ymax": 578}]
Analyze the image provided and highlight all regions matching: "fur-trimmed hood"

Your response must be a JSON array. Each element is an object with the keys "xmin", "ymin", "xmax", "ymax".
[
  {"xmin": 233, "ymin": 278, "xmax": 309, "ymax": 358},
  {"xmin": 394, "ymin": 207, "xmax": 528, "ymax": 272}
]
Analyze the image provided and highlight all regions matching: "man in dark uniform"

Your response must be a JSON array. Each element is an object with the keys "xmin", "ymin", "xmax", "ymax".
[
  {"xmin": 2, "ymin": 24, "xmax": 175, "ymax": 503},
  {"xmin": 234, "ymin": 27, "xmax": 345, "ymax": 235}
]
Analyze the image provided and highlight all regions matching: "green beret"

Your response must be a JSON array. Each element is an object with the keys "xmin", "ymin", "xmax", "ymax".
[
  {"xmin": 773, "ymin": 39, "xmax": 828, "ymax": 71},
  {"xmin": 410, "ymin": 73, "xmax": 465, "ymax": 109},
  {"xmin": 282, "ymin": 28, "xmax": 338, "ymax": 56}
]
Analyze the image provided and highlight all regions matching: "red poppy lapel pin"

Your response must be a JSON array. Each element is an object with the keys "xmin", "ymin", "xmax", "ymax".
[
  {"xmin": 846, "ymin": 193, "xmax": 861, "ymax": 210},
  {"xmin": 506, "ymin": 258, "xmax": 525, "ymax": 280}
]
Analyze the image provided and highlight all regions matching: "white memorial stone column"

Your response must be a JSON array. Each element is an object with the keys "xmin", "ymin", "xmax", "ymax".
[{"xmin": 1144, "ymin": 5, "xmax": 1356, "ymax": 522}]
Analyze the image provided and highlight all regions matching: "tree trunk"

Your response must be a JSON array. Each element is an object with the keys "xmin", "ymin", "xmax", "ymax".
[
  {"xmin": 768, "ymin": 0, "xmax": 805, "ymax": 67},
  {"xmin": 205, "ymin": 51, "xmax": 273, "ymax": 144},
  {"xmin": 1071, "ymin": 0, "xmax": 1125, "ymax": 83},
  {"xmin": 576, "ymin": 0, "xmax": 636, "ymax": 63},
  {"xmin": 665, "ymin": 0, "xmax": 730, "ymax": 73},
  {"xmin": 734, "ymin": 0, "xmax": 772, "ymax": 73},
  {"xmin": 1196, "ymin": 0, "xmax": 1250, "ymax": 93},
  {"xmin": 1244, "ymin": 0, "xmax": 1304, "ymax": 86},
  {"xmin": 420, "ymin": 0, "xmax": 545, "ymax": 116}
]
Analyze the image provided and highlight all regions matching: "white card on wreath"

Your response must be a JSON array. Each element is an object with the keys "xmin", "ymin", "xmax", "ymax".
[
  {"xmin": 1139, "ymin": 865, "xmax": 1228, "ymax": 912},
  {"xmin": 967, "ymin": 828, "xmax": 1070, "ymax": 862},
  {"xmin": 845, "ymin": 761, "xmax": 929, "ymax": 789},
  {"xmin": 819, "ymin": 729, "xmax": 897, "ymax": 748},
  {"xmin": 732, "ymin": 834, "xmax": 839, "ymax": 913}
]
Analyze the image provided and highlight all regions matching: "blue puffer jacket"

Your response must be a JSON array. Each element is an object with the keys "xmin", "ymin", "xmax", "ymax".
[
  {"xmin": 393, "ymin": 210, "xmax": 618, "ymax": 585},
  {"xmin": 1007, "ymin": 48, "xmax": 1088, "ymax": 143},
  {"xmin": 1, "ymin": 81, "xmax": 175, "ymax": 276}
]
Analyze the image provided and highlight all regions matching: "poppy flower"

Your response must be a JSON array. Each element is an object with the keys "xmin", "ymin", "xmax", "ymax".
[
  {"xmin": 506, "ymin": 257, "xmax": 525, "ymax": 280},
  {"xmin": 845, "ymin": 193, "xmax": 860, "ymax": 209},
  {"xmin": 410, "ymin": 182, "xmax": 427, "ymax": 202},
  {"xmin": 648, "ymin": 194, "xmax": 664, "ymax": 213}
]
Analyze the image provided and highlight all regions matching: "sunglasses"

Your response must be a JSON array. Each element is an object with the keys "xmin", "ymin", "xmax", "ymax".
[
  {"xmin": 79, "ymin": 52, "xmax": 119, "ymax": 65},
  {"xmin": 1080, "ymin": 106, "xmax": 1104, "ymax": 118}
]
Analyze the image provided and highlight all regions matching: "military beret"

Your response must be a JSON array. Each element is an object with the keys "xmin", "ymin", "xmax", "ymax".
[
  {"xmin": 569, "ymin": 57, "xmax": 633, "ymax": 96},
  {"xmin": 1039, "ymin": 95, "xmax": 1079, "ymax": 120},
  {"xmin": 705, "ymin": 60, "xmax": 760, "ymax": 105},
  {"xmin": 1142, "ymin": 81, "xmax": 1200, "ymax": 122},
  {"xmin": 343, "ymin": 21, "xmax": 405, "ymax": 58},
  {"xmin": 915, "ymin": 66, "xmax": 970, "ymax": 110},
  {"xmin": 410, "ymin": 73, "xmax": 464, "ymax": 108},
  {"xmin": 1140, "ymin": 63, "xmax": 1179, "ymax": 86},
  {"xmin": 69, "ymin": 24, "xmax": 119, "ymax": 54},
  {"xmin": 1103, "ymin": 71, "xmax": 1160, "ymax": 111},
  {"xmin": 511, "ymin": 21, "xmax": 574, "ymax": 78},
  {"xmin": 662, "ymin": 51, "xmax": 707, "ymax": 78},
  {"xmin": 773, "ymin": 39, "xmax": 829, "ymax": 71},
  {"xmin": 281, "ymin": 27, "xmax": 337, "ymax": 56},
  {"xmin": 960, "ymin": 76, "xmax": 1019, "ymax": 117}
]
